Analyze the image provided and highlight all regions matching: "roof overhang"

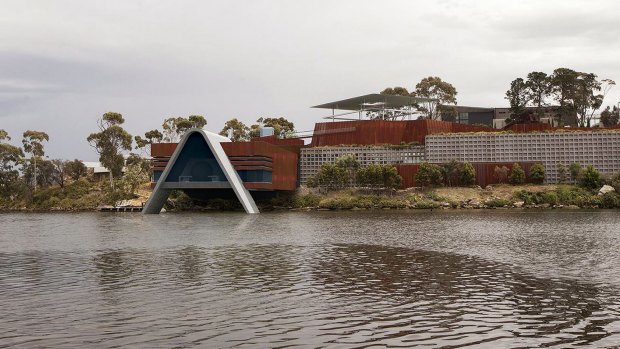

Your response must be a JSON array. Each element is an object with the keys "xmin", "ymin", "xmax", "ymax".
[{"xmin": 312, "ymin": 93, "xmax": 437, "ymax": 111}]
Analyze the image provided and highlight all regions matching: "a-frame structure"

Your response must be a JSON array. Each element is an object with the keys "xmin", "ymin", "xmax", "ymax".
[{"xmin": 142, "ymin": 129, "xmax": 259, "ymax": 214}]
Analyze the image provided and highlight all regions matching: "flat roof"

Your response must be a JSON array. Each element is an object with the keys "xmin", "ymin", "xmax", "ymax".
[{"xmin": 312, "ymin": 93, "xmax": 437, "ymax": 111}]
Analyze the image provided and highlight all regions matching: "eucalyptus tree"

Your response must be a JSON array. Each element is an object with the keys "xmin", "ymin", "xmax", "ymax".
[
  {"xmin": 0, "ymin": 130, "xmax": 24, "ymax": 199},
  {"xmin": 87, "ymin": 112, "xmax": 132, "ymax": 188},
  {"xmin": 600, "ymin": 106, "xmax": 620, "ymax": 127},
  {"xmin": 219, "ymin": 118, "xmax": 250, "ymax": 142},
  {"xmin": 161, "ymin": 115, "xmax": 207, "ymax": 142},
  {"xmin": 135, "ymin": 129, "xmax": 163, "ymax": 155},
  {"xmin": 411, "ymin": 77, "xmax": 458, "ymax": 120},
  {"xmin": 249, "ymin": 117, "xmax": 295, "ymax": 138},
  {"xmin": 22, "ymin": 130, "xmax": 49, "ymax": 191},
  {"xmin": 525, "ymin": 72, "xmax": 551, "ymax": 117},
  {"xmin": 505, "ymin": 78, "xmax": 530, "ymax": 124}
]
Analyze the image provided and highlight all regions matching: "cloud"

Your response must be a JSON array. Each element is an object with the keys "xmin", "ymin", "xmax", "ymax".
[{"xmin": 0, "ymin": 0, "xmax": 618, "ymax": 159}]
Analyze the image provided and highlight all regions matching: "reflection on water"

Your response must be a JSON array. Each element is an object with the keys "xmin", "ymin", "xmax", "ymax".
[
  {"xmin": 1, "ymin": 211, "xmax": 620, "ymax": 348},
  {"xmin": 1, "ymin": 243, "xmax": 619, "ymax": 348}
]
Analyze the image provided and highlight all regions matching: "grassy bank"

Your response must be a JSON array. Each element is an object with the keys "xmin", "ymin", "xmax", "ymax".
[
  {"xmin": 264, "ymin": 184, "xmax": 620, "ymax": 211},
  {"xmin": 0, "ymin": 180, "xmax": 151, "ymax": 211},
  {"xmin": 3, "ymin": 182, "xmax": 618, "ymax": 212}
]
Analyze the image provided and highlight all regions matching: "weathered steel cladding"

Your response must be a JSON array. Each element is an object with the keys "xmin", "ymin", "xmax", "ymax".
[
  {"xmin": 395, "ymin": 161, "xmax": 537, "ymax": 188},
  {"xmin": 222, "ymin": 142, "xmax": 298, "ymax": 191},
  {"xmin": 310, "ymin": 120, "xmax": 493, "ymax": 146},
  {"xmin": 150, "ymin": 141, "xmax": 298, "ymax": 191}
]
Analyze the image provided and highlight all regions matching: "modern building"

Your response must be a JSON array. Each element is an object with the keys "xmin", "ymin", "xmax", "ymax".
[{"xmin": 144, "ymin": 93, "xmax": 620, "ymax": 214}]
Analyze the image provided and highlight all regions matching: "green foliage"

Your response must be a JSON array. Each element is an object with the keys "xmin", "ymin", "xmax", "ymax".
[
  {"xmin": 505, "ymin": 78, "xmax": 530, "ymax": 123},
  {"xmin": 22, "ymin": 159, "xmax": 59, "ymax": 189},
  {"xmin": 509, "ymin": 163, "xmax": 525, "ymax": 185},
  {"xmin": 119, "ymin": 162, "xmax": 150, "ymax": 196},
  {"xmin": 87, "ymin": 112, "xmax": 132, "ymax": 185},
  {"xmin": 599, "ymin": 192, "xmax": 620, "ymax": 208},
  {"xmin": 381, "ymin": 87, "xmax": 409, "ymax": 96},
  {"xmin": 291, "ymin": 194, "xmax": 321, "ymax": 208},
  {"xmin": 413, "ymin": 76, "xmax": 458, "ymax": 120},
  {"xmin": 610, "ymin": 172, "xmax": 620, "ymax": 192},
  {"xmin": 165, "ymin": 190, "xmax": 194, "ymax": 211},
  {"xmin": 579, "ymin": 165, "xmax": 602, "ymax": 190},
  {"xmin": 0, "ymin": 131, "xmax": 25, "ymax": 200},
  {"xmin": 135, "ymin": 129, "xmax": 163, "ymax": 152},
  {"xmin": 486, "ymin": 198, "xmax": 511, "ymax": 208},
  {"xmin": 415, "ymin": 162, "xmax": 444, "ymax": 187},
  {"xmin": 494, "ymin": 166, "xmax": 509, "ymax": 183},
  {"xmin": 161, "ymin": 115, "xmax": 207, "ymax": 142},
  {"xmin": 358, "ymin": 164, "xmax": 402, "ymax": 189},
  {"xmin": 249, "ymin": 117, "xmax": 295, "ymax": 138},
  {"xmin": 309, "ymin": 155, "xmax": 401, "ymax": 190},
  {"xmin": 310, "ymin": 163, "xmax": 348, "ymax": 189},
  {"xmin": 529, "ymin": 163, "xmax": 546, "ymax": 183},
  {"xmin": 219, "ymin": 118, "xmax": 250, "ymax": 142},
  {"xmin": 318, "ymin": 197, "xmax": 355, "ymax": 210},
  {"xmin": 461, "ymin": 161, "xmax": 476, "ymax": 186},
  {"xmin": 569, "ymin": 162, "xmax": 582, "ymax": 182},
  {"xmin": 20, "ymin": 179, "xmax": 106, "ymax": 210},
  {"xmin": 441, "ymin": 160, "xmax": 476, "ymax": 186},
  {"xmin": 125, "ymin": 153, "xmax": 150, "ymax": 173},
  {"xmin": 0, "ymin": 129, "xmax": 9, "ymax": 141},
  {"xmin": 600, "ymin": 106, "xmax": 620, "ymax": 127},
  {"xmin": 557, "ymin": 163, "xmax": 568, "ymax": 183},
  {"xmin": 22, "ymin": 130, "xmax": 49, "ymax": 158},
  {"xmin": 335, "ymin": 154, "xmax": 360, "ymax": 187}
]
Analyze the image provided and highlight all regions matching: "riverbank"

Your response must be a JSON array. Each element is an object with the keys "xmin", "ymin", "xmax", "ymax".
[
  {"xmin": 0, "ymin": 179, "xmax": 151, "ymax": 212},
  {"xmin": 270, "ymin": 184, "xmax": 618, "ymax": 211},
  {"xmin": 2, "ymin": 182, "xmax": 619, "ymax": 212}
]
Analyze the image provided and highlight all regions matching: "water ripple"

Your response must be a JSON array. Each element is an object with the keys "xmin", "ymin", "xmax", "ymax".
[{"xmin": 1, "ymin": 242, "xmax": 620, "ymax": 348}]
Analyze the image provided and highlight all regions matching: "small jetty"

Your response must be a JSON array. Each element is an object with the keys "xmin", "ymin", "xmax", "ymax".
[
  {"xmin": 99, "ymin": 206, "xmax": 143, "ymax": 212},
  {"xmin": 99, "ymin": 200, "xmax": 144, "ymax": 213}
]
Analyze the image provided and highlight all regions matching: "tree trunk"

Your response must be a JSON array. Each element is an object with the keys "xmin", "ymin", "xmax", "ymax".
[{"xmin": 109, "ymin": 171, "xmax": 114, "ymax": 189}]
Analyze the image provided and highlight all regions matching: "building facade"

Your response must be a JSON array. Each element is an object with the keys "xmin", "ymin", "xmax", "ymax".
[
  {"xmin": 425, "ymin": 131, "xmax": 620, "ymax": 183},
  {"xmin": 299, "ymin": 145, "xmax": 425, "ymax": 184}
]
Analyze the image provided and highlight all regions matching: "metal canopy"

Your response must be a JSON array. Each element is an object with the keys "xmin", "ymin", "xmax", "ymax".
[{"xmin": 312, "ymin": 93, "xmax": 437, "ymax": 111}]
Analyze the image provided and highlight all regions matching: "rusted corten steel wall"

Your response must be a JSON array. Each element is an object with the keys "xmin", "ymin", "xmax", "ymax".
[
  {"xmin": 310, "ymin": 120, "xmax": 493, "ymax": 146},
  {"xmin": 251, "ymin": 135, "xmax": 305, "ymax": 155},
  {"xmin": 395, "ymin": 161, "xmax": 538, "ymax": 189},
  {"xmin": 150, "ymin": 141, "xmax": 298, "ymax": 191},
  {"xmin": 222, "ymin": 142, "xmax": 298, "ymax": 191},
  {"xmin": 252, "ymin": 135, "xmax": 305, "ymax": 146}
]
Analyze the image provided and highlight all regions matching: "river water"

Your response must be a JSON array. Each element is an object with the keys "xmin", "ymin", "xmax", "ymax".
[{"xmin": 1, "ymin": 210, "xmax": 620, "ymax": 348}]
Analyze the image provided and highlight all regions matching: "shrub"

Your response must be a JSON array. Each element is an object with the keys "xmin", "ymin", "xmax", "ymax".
[
  {"xmin": 509, "ymin": 163, "xmax": 525, "ymax": 185},
  {"xmin": 599, "ymin": 192, "xmax": 620, "ymax": 209},
  {"xmin": 357, "ymin": 164, "xmax": 402, "ymax": 189},
  {"xmin": 529, "ymin": 163, "xmax": 545, "ymax": 184},
  {"xmin": 416, "ymin": 162, "xmax": 444, "ymax": 187},
  {"xmin": 311, "ymin": 163, "xmax": 348, "ymax": 190},
  {"xmin": 542, "ymin": 192, "xmax": 558, "ymax": 205},
  {"xmin": 292, "ymin": 194, "xmax": 321, "ymax": 208},
  {"xmin": 610, "ymin": 172, "xmax": 620, "ymax": 192},
  {"xmin": 494, "ymin": 166, "xmax": 509, "ymax": 183},
  {"xmin": 557, "ymin": 163, "xmax": 568, "ymax": 184},
  {"xmin": 318, "ymin": 197, "xmax": 355, "ymax": 210},
  {"xmin": 460, "ymin": 161, "xmax": 476, "ymax": 186},
  {"xmin": 569, "ymin": 162, "xmax": 582, "ymax": 182},
  {"xmin": 377, "ymin": 197, "xmax": 407, "ymax": 209},
  {"xmin": 486, "ymin": 198, "xmax": 511, "ymax": 207},
  {"xmin": 579, "ymin": 165, "xmax": 602, "ymax": 190}
]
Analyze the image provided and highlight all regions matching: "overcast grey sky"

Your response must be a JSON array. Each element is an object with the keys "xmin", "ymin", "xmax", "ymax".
[{"xmin": 1, "ymin": 0, "xmax": 619, "ymax": 160}]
